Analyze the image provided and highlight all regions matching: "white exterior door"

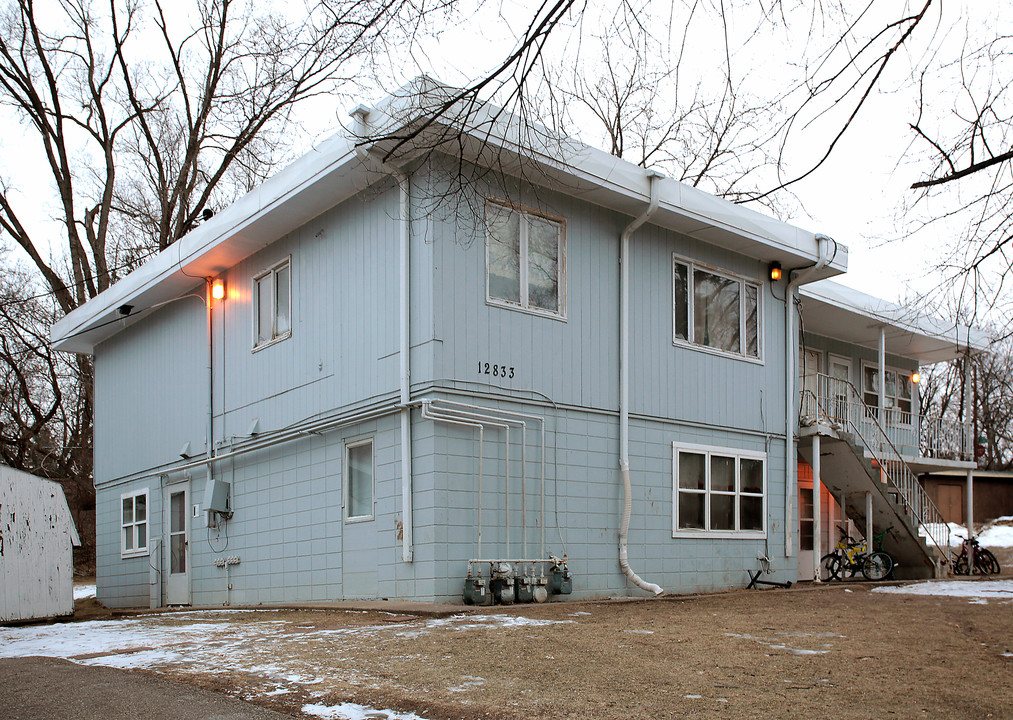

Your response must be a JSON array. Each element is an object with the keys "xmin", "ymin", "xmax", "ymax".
[
  {"xmin": 164, "ymin": 484, "xmax": 191, "ymax": 605},
  {"xmin": 798, "ymin": 486, "xmax": 815, "ymax": 580}
]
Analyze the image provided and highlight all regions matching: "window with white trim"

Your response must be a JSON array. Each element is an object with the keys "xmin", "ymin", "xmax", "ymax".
[
  {"xmin": 486, "ymin": 200, "xmax": 565, "ymax": 316},
  {"xmin": 121, "ymin": 489, "xmax": 149, "ymax": 557},
  {"xmin": 345, "ymin": 439, "xmax": 374, "ymax": 521},
  {"xmin": 253, "ymin": 258, "xmax": 291, "ymax": 348},
  {"xmin": 673, "ymin": 443, "xmax": 765, "ymax": 536},
  {"xmin": 673, "ymin": 256, "xmax": 761, "ymax": 359},
  {"xmin": 863, "ymin": 364, "xmax": 914, "ymax": 425}
]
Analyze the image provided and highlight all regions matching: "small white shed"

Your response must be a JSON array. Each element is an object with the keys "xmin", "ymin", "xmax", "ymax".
[{"xmin": 1, "ymin": 465, "xmax": 81, "ymax": 623}]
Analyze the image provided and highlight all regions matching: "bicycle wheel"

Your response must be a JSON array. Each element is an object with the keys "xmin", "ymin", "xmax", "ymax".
[
  {"xmin": 952, "ymin": 555, "xmax": 969, "ymax": 575},
  {"xmin": 821, "ymin": 553, "xmax": 843, "ymax": 581},
  {"xmin": 979, "ymin": 548, "xmax": 1001, "ymax": 574},
  {"xmin": 972, "ymin": 552, "xmax": 991, "ymax": 575},
  {"xmin": 861, "ymin": 552, "xmax": 893, "ymax": 581}
]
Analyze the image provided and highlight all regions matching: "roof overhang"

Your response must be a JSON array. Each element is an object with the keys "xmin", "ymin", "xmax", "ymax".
[
  {"xmin": 800, "ymin": 279, "xmax": 990, "ymax": 365},
  {"xmin": 52, "ymin": 78, "xmax": 846, "ymax": 353}
]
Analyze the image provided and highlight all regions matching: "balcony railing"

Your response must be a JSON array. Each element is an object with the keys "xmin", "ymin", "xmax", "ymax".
[
  {"xmin": 800, "ymin": 373, "xmax": 951, "ymax": 556},
  {"xmin": 801, "ymin": 376, "xmax": 971, "ymax": 461}
]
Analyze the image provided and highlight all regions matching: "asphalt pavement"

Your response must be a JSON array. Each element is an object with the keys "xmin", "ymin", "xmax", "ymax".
[{"xmin": 0, "ymin": 656, "xmax": 297, "ymax": 719}]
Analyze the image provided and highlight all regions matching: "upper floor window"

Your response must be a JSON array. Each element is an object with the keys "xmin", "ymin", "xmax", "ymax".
[
  {"xmin": 121, "ymin": 488, "xmax": 149, "ymax": 558},
  {"xmin": 673, "ymin": 256, "xmax": 760, "ymax": 359},
  {"xmin": 486, "ymin": 200, "xmax": 565, "ymax": 317},
  {"xmin": 253, "ymin": 258, "xmax": 291, "ymax": 348},
  {"xmin": 863, "ymin": 365, "xmax": 913, "ymax": 425}
]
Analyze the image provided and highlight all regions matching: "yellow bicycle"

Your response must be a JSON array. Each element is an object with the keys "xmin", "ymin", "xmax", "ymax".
[{"xmin": 820, "ymin": 526, "xmax": 894, "ymax": 581}]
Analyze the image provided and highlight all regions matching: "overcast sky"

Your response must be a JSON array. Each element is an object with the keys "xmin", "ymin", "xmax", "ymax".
[{"xmin": 0, "ymin": 0, "xmax": 994, "ymax": 314}]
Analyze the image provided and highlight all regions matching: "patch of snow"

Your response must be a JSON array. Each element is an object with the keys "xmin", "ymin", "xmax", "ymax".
[
  {"xmin": 447, "ymin": 675, "xmax": 485, "ymax": 693},
  {"xmin": 920, "ymin": 522, "xmax": 967, "ymax": 548},
  {"xmin": 725, "ymin": 632, "xmax": 832, "ymax": 656},
  {"xmin": 302, "ymin": 702, "xmax": 430, "ymax": 720},
  {"xmin": 872, "ymin": 580, "xmax": 1013, "ymax": 599},
  {"xmin": 73, "ymin": 584, "xmax": 96, "ymax": 600},
  {"xmin": 979, "ymin": 524, "xmax": 1013, "ymax": 548},
  {"xmin": 684, "ymin": 694, "xmax": 702, "ymax": 699},
  {"xmin": 623, "ymin": 629, "xmax": 654, "ymax": 634}
]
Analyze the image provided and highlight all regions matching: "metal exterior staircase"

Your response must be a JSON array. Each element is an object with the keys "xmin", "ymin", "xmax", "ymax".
[{"xmin": 798, "ymin": 374, "xmax": 951, "ymax": 579}]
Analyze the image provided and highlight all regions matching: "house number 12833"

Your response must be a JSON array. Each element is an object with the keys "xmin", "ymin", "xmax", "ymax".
[{"xmin": 478, "ymin": 362, "xmax": 515, "ymax": 379}]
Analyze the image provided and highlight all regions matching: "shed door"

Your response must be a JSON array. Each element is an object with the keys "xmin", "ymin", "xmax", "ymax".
[{"xmin": 164, "ymin": 485, "xmax": 191, "ymax": 605}]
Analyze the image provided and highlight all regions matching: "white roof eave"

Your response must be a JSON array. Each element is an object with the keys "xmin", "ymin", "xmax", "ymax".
[
  {"xmin": 800, "ymin": 279, "xmax": 989, "ymax": 364},
  {"xmin": 52, "ymin": 80, "xmax": 845, "ymax": 353}
]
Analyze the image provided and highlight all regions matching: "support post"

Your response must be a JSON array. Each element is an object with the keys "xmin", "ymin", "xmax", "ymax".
[
  {"xmin": 966, "ymin": 469, "xmax": 975, "ymax": 534},
  {"xmin": 878, "ymin": 327, "xmax": 887, "ymax": 422},
  {"xmin": 812, "ymin": 435, "xmax": 822, "ymax": 582},
  {"xmin": 865, "ymin": 492, "xmax": 873, "ymax": 548}
]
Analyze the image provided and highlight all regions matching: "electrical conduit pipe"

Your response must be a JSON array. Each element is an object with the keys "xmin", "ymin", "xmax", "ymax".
[
  {"xmin": 618, "ymin": 170, "xmax": 665, "ymax": 596},
  {"xmin": 349, "ymin": 104, "xmax": 414, "ymax": 562}
]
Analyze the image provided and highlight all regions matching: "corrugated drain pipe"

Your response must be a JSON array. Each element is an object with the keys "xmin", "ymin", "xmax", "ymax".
[
  {"xmin": 618, "ymin": 170, "xmax": 665, "ymax": 596},
  {"xmin": 350, "ymin": 104, "xmax": 414, "ymax": 562}
]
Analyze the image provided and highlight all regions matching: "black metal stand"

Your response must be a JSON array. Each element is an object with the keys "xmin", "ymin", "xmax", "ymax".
[{"xmin": 747, "ymin": 570, "xmax": 793, "ymax": 589}]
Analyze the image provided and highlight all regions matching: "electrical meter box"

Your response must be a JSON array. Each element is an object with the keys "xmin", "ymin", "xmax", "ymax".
[{"xmin": 204, "ymin": 478, "xmax": 230, "ymax": 513}]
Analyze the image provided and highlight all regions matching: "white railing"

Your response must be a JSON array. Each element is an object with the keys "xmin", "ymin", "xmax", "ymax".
[
  {"xmin": 801, "ymin": 373, "xmax": 951, "ymax": 556},
  {"xmin": 920, "ymin": 415, "xmax": 973, "ymax": 461}
]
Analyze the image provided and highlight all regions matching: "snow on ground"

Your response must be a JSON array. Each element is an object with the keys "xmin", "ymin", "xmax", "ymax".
[
  {"xmin": 73, "ymin": 585, "xmax": 96, "ymax": 600},
  {"xmin": 980, "ymin": 517, "xmax": 1013, "ymax": 548},
  {"xmin": 872, "ymin": 579, "xmax": 1013, "ymax": 601},
  {"xmin": 919, "ymin": 517, "xmax": 1013, "ymax": 549},
  {"xmin": 0, "ymin": 611, "xmax": 571, "ymax": 720}
]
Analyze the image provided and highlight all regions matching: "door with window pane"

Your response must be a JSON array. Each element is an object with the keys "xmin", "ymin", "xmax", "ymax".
[
  {"xmin": 342, "ymin": 440, "xmax": 378, "ymax": 599},
  {"xmin": 164, "ymin": 485, "xmax": 191, "ymax": 605}
]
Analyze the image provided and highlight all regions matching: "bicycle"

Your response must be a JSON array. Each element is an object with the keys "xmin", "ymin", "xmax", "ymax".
[
  {"xmin": 951, "ymin": 535, "xmax": 1001, "ymax": 575},
  {"xmin": 820, "ymin": 526, "xmax": 895, "ymax": 581}
]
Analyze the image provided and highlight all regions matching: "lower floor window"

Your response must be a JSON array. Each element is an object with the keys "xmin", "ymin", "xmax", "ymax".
[
  {"xmin": 673, "ymin": 443, "xmax": 765, "ymax": 535},
  {"xmin": 345, "ymin": 439, "xmax": 374, "ymax": 521}
]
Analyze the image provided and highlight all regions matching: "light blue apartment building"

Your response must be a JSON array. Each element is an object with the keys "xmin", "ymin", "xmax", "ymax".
[{"xmin": 52, "ymin": 81, "xmax": 978, "ymax": 608}]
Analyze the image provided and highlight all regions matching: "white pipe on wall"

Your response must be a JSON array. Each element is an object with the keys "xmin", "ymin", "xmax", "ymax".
[
  {"xmin": 784, "ymin": 234, "xmax": 832, "ymax": 558},
  {"xmin": 420, "ymin": 403, "xmax": 485, "ymax": 555},
  {"xmin": 349, "ymin": 104, "xmax": 414, "ymax": 562},
  {"xmin": 618, "ymin": 169, "xmax": 664, "ymax": 596},
  {"xmin": 436, "ymin": 399, "xmax": 547, "ymax": 556}
]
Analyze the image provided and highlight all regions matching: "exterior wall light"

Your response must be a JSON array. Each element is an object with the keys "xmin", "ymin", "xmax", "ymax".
[
  {"xmin": 211, "ymin": 279, "xmax": 225, "ymax": 301},
  {"xmin": 769, "ymin": 262, "xmax": 782, "ymax": 281},
  {"xmin": 911, "ymin": 372, "xmax": 920, "ymax": 384}
]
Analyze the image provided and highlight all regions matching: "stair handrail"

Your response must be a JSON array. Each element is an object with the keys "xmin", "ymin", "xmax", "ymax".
[{"xmin": 803, "ymin": 373, "xmax": 951, "ymax": 557}]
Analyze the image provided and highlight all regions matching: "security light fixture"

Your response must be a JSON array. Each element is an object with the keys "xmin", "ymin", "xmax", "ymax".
[
  {"xmin": 768, "ymin": 262, "xmax": 782, "ymax": 281},
  {"xmin": 211, "ymin": 279, "xmax": 225, "ymax": 301},
  {"xmin": 911, "ymin": 372, "xmax": 920, "ymax": 384}
]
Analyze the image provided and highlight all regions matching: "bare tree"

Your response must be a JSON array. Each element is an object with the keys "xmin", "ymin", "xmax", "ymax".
[
  {"xmin": 0, "ymin": 0, "xmax": 577, "ymax": 570},
  {"xmin": 540, "ymin": 5, "xmax": 786, "ymax": 212}
]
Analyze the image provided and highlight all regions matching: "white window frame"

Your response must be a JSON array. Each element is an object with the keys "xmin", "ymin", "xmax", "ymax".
[
  {"xmin": 672, "ymin": 442, "xmax": 766, "ymax": 539},
  {"xmin": 861, "ymin": 362, "xmax": 915, "ymax": 427},
  {"xmin": 672, "ymin": 254, "xmax": 763, "ymax": 362},
  {"xmin": 120, "ymin": 488, "xmax": 149, "ymax": 558},
  {"xmin": 485, "ymin": 198, "xmax": 567, "ymax": 320},
  {"xmin": 344, "ymin": 438, "xmax": 375, "ymax": 523},
  {"xmin": 252, "ymin": 257, "xmax": 292, "ymax": 350}
]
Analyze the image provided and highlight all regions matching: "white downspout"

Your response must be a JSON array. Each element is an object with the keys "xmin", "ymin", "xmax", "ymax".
[
  {"xmin": 784, "ymin": 234, "xmax": 832, "ymax": 558},
  {"xmin": 350, "ymin": 105, "xmax": 413, "ymax": 562},
  {"xmin": 618, "ymin": 169, "xmax": 664, "ymax": 596}
]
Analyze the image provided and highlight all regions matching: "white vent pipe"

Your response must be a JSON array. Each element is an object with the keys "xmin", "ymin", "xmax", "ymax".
[
  {"xmin": 618, "ymin": 170, "xmax": 664, "ymax": 596},
  {"xmin": 349, "ymin": 104, "xmax": 414, "ymax": 562}
]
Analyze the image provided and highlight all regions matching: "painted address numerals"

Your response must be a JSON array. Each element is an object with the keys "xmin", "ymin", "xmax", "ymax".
[{"xmin": 478, "ymin": 361, "xmax": 515, "ymax": 379}]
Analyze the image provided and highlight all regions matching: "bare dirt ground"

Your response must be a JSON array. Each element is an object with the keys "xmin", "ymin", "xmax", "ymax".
[{"xmin": 99, "ymin": 579, "xmax": 1010, "ymax": 720}]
